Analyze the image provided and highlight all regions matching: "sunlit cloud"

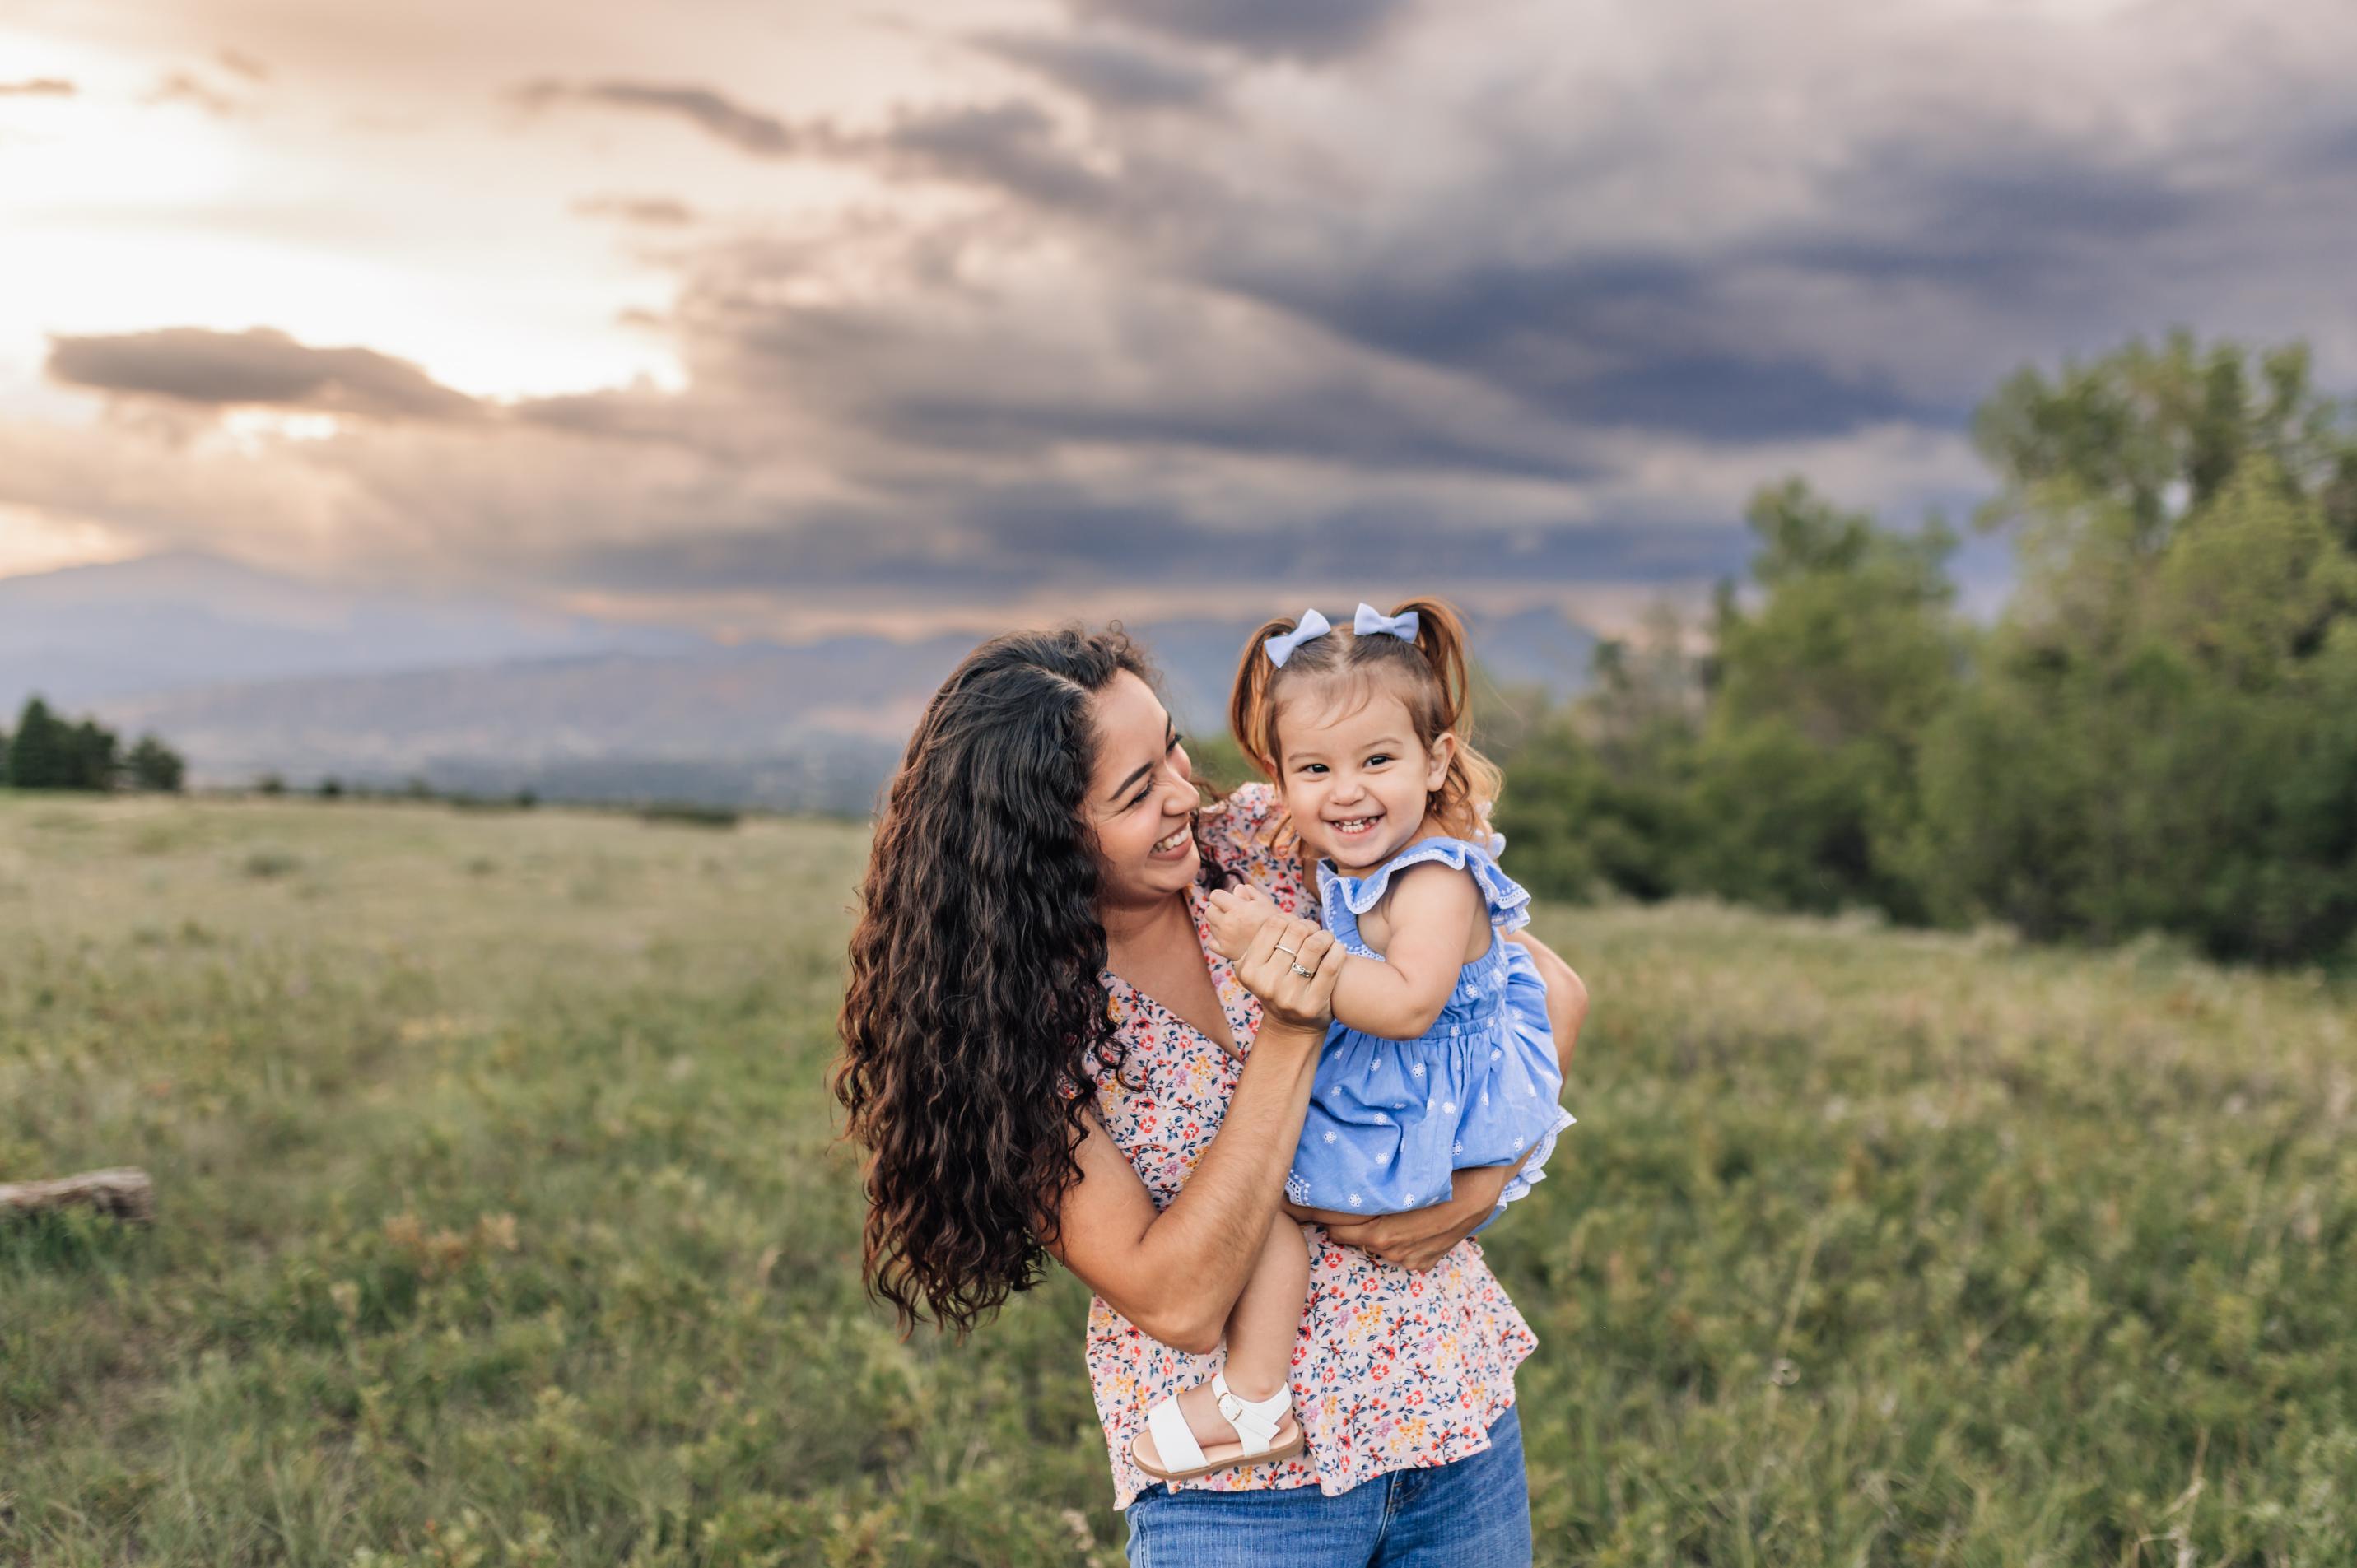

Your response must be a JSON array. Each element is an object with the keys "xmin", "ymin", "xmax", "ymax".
[{"xmin": 0, "ymin": 503, "xmax": 139, "ymax": 578}]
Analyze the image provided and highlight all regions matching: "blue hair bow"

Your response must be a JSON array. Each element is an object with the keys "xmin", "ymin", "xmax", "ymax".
[
  {"xmin": 1353, "ymin": 602, "xmax": 1420, "ymax": 642},
  {"xmin": 1265, "ymin": 603, "xmax": 1419, "ymax": 667},
  {"xmin": 1263, "ymin": 608, "xmax": 1331, "ymax": 668}
]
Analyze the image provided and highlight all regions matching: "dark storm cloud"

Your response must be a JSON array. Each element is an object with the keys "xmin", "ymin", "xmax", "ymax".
[
  {"xmin": 1175, "ymin": 104, "xmax": 2337, "ymax": 445},
  {"xmin": 1205, "ymin": 254, "xmax": 1957, "ymax": 442},
  {"xmin": 47, "ymin": 328, "xmax": 484, "ymax": 421},
  {"xmin": 688, "ymin": 244, "xmax": 1595, "ymax": 483},
  {"xmin": 1770, "ymin": 139, "xmax": 2208, "ymax": 303},
  {"xmin": 2290, "ymin": 114, "xmax": 2357, "ymax": 176},
  {"xmin": 518, "ymin": 78, "xmax": 1118, "ymax": 213},
  {"xmin": 878, "ymin": 100, "xmax": 1116, "ymax": 212},
  {"xmin": 1069, "ymin": 0, "xmax": 1415, "ymax": 62},
  {"xmin": 1564, "ymin": 357, "xmax": 1963, "ymax": 443},
  {"xmin": 0, "ymin": 78, "xmax": 77, "ymax": 96},
  {"xmin": 976, "ymin": 30, "xmax": 1221, "ymax": 110},
  {"xmin": 943, "ymin": 493, "xmax": 1747, "ymax": 586},
  {"xmin": 508, "ymin": 67, "xmax": 2146, "ymax": 450},
  {"xmin": 561, "ymin": 496, "xmax": 1747, "ymax": 599},
  {"xmin": 863, "ymin": 383, "xmax": 1595, "ymax": 480},
  {"xmin": 510, "ymin": 79, "xmax": 832, "ymax": 159},
  {"xmin": 516, "ymin": 70, "xmax": 1929, "ymax": 457}
]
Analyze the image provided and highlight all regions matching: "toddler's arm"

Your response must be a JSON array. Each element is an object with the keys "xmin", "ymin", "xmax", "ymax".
[
  {"xmin": 1204, "ymin": 884, "xmax": 1282, "ymax": 961},
  {"xmin": 1330, "ymin": 862, "xmax": 1481, "ymax": 1040}
]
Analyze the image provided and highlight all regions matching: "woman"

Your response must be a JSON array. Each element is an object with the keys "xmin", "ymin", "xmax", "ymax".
[{"xmin": 835, "ymin": 626, "xmax": 1587, "ymax": 1566}]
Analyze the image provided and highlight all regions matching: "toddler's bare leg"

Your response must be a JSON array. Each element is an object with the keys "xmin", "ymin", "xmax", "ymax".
[
  {"xmin": 1219, "ymin": 1216, "xmax": 1312, "ymax": 1400},
  {"xmin": 1165, "ymin": 1215, "xmax": 1311, "ymax": 1453}
]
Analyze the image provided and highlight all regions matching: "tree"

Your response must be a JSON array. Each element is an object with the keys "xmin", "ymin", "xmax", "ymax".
[
  {"xmin": 5, "ymin": 697, "xmax": 72, "ymax": 789},
  {"xmin": 1495, "ymin": 601, "xmax": 1708, "ymax": 904},
  {"xmin": 1918, "ymin": 336, "xmax": 2357, "ymax": 962},
  {"xmin": 1687, "ymin": 480, "xmax": 1966, "ymax": 917},
  {"xmin": 128, "ymin": 734, "xmax": 186, "ymax": 793},
  {"xmin": 1494, "ymin": 329, "xmax": 2357, "ymax": 964},
  {"xmin": 1973, "ymin": 329, "xmax": 2357, "ymax": 555},
  {"xmin": 67, "ymin": 719, "xmax": 119, "ymax": 790}
]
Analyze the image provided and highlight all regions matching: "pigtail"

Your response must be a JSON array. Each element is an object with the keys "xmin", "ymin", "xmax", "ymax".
[
  {"xmin": 1393, "ymin": 599, "xmax": 1473, "ymax": 728},
  {"xmin": 1228, "ymin": 616, "xmax": 1297, "ymax": 781},
  {"xmin": 1387, "ymin": 598, "xmax": 1505, "ymax": 843}
]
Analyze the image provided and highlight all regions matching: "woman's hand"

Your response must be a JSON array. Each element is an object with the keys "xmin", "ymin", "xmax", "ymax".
[
  {"xmin": 1297, "ymin": 1162, "xmax": 1518, "ymax": 1272},
  {"xmin": 1230, "ymin": 912, "xmax": 1344, "ymax": 1035}
]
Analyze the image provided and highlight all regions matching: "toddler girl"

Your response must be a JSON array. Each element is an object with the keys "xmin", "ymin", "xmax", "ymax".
[{"xmin": 1129, "ymin": 598, "xmax": 1573, "ymax": 1485}]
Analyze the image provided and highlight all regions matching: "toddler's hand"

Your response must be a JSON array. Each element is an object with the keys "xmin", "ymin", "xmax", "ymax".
[{"xmin": 1205, "ymin": 884, "xmax": 1282, "ymax": 961}]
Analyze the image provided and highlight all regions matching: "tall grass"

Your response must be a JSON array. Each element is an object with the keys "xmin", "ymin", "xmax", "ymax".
[{"xmin": 2, "ymin": 793, "xmax": 2352, "ymax": 1565}]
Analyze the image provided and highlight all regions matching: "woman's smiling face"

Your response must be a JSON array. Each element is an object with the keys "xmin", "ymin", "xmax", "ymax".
[{"xmin": 1085, "ymin": 669, "xmax": 1201, "ymax": 909}]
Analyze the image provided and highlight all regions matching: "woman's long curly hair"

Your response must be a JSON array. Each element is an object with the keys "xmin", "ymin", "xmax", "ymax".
[{"xmin": 833, "ymin": 624, "xmax": 1190, "ymax": 1336}]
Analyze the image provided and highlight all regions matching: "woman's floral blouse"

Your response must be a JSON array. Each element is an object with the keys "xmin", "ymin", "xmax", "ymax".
[{"xmin": 1079, "ymin": 782, "xmax": 1538, "ymax": 1512}]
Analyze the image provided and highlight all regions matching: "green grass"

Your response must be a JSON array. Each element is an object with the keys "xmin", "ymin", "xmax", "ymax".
[{"xmin": 2, "ymin": 793, "xmax": 2354, "ymax": 1565}]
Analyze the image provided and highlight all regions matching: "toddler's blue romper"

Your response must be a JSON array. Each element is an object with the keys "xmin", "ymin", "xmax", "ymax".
[{"xmin": 1284, "ymin": 835, "xmax": 1574, "ymax": 1228}]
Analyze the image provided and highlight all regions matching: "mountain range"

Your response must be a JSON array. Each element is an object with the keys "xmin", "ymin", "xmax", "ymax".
[{"xmin": 2, "ymin": 553, "xmax": 1597, "ymax": 812}]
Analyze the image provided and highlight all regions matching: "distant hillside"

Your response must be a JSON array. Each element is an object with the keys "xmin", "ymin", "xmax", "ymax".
[
  {"xmin": 11, "ymin": 553, "xmax": 1595, "ymax": 811},
  {"xmin": 0, "ymin": 550, "xmax": 702, "ymax": 709},
  {"xmin": 95, "ymin": 638, "xmax": 981, "ymax": 814}
]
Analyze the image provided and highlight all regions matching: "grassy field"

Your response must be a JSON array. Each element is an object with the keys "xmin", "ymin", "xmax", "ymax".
[{"xmin": 3, "ymin": 793, "xmax": 2355, "ymax": 1566}]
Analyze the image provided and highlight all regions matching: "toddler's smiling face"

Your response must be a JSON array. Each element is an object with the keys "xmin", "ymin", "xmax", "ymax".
[{"xmin": 1273, "ymin": 677, "xmax": 1455, "ymax": 874}]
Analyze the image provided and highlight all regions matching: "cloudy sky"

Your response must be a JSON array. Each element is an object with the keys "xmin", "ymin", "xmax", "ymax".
[{"xmin": 3, "ymin": 0, "xmax": 2353, "ymax": 638}]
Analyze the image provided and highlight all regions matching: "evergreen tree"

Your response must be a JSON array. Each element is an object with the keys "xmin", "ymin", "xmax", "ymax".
[
  {"xmin": 6, "ymin": 697, "xmax": 72, "ymax": 789},
  {"xmin": 68, "ymin": 719, "xmax": 120, "ymax": 790},
  {"xmin": 128, "ymin": 734, "xmax": 187, "ymax": 793}
]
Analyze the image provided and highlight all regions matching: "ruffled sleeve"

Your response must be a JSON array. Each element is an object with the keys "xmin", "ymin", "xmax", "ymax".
[{"xmin": 1321, "ymin": 836, "xmax": 1532, "ymax": 933}]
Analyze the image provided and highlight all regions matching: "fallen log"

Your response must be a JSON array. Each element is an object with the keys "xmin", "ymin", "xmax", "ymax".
[{"xmin": 0, "ymin": 1166, "xmax": 155, "ymax": 1223}]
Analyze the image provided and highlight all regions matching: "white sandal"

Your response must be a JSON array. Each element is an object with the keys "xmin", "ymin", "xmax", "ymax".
[{"xmin": 1131, "ymin": 1372, "xmax": 1306, "ymax": 1483}]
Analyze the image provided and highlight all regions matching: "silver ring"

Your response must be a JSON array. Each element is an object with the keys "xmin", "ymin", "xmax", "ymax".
[
  {"xmin": 1289, "ymin": 961, "xmax": 1315, "ymax": 977},
  {"xmin": 1274, "ymin": 943, "xmax": 1299, "ymax": 957}
]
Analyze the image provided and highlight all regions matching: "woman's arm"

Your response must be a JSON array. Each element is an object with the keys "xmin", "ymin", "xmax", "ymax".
[
  {"xmin": 1298, "ymin": 1159, "xmax": 1524, "ymax": 1273},
  {"xmin": 1042, "ymin": 914, "xmax": 1344, "ymax": 1355},
  {"xmin": 1505, "ymin": 928, "xmax": 1588, "ymax": 1077}
]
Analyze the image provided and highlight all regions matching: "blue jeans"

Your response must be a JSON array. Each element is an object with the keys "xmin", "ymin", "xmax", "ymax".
[{"xmin": 1123, "ymin": 1405, "xmax": 1532, "ymax": 1567}]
